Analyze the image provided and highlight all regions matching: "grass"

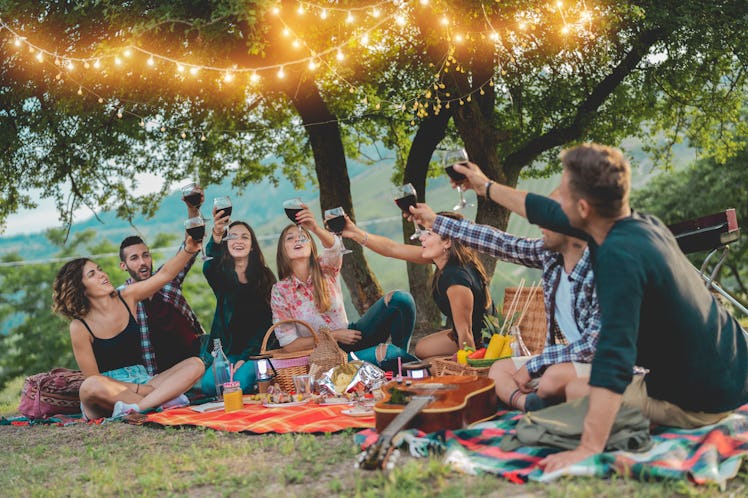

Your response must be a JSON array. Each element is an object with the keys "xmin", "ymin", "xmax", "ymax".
[{"xmin": 1, "ymin": 378, "xmax": 746, "ymax": 497}]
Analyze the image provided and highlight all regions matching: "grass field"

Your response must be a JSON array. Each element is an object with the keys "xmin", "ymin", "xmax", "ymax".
[{"xmin": 1, "ymin": 378, "xmax": 746, "ymax": 498}]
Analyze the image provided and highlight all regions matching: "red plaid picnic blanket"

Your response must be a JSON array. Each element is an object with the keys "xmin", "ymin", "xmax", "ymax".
[{"xmin": 146, "ymin": 403, "xmax": 374, "ymax": 433}]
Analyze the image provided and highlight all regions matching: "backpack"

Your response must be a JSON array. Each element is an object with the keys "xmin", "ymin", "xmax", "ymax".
[{"xmin": 18, "ymin": 368, "xmax": 86, "ymax": 419}]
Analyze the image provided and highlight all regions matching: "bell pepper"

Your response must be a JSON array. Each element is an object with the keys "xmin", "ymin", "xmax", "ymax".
[
  {"xmin": 484, "ymin": 334, "xmax": 506, "ymax": 359},
  {"xmin": 468, "ymin": 347, "xmax": 487, "ymax": 359},
  {"xmin": 456, "ymin": 343, "xmax": 474, "ymax": 365}
]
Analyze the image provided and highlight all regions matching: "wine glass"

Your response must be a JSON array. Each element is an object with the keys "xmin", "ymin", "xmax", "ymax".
[
  {"xmin": 443, "ymin": 149, "xmax": 474, "ymax": 211},
  {"xmin": 213, "ymin": 196, "xmax": 232, "ymax": 240},
  {"xmin": 181, "ymin": 182, "xmax": 203, "ymax": 209},
  {"xmin": 184, "ymin": 216, "xmax": 212, "ymax": 261},
  {"xmin": 324, "ymin": 207, "xmax": 352, "ymax": 255},
  {"xmin": 394, "ymin": 183, "xmax": 424, "ymax": 240},
  {"xmin": 283, "ymin": 198, "xmax": 308, "ymax": 243}
]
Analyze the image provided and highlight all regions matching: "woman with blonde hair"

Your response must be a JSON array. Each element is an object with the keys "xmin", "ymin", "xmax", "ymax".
[
  {"xmin": 271, "ymin": 205, "xmax": 417, "ymax": 369},
  {"xmin": 342, "ymin": 211, "xmax": 492, "ymax": 359},
  {"xmin": 52, "ymin": 236, "xmax": 205, "ymax": 419}
]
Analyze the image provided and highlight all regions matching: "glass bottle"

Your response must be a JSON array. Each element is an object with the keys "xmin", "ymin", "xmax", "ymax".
[{"xmin": 212, "ymin": 339, "xmax": 231, "ymax": 401}]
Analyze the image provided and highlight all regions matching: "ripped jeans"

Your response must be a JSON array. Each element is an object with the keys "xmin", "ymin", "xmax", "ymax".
[{"xmin": 343, "ymin": 290, "xmax": 419, "ymax": 370}]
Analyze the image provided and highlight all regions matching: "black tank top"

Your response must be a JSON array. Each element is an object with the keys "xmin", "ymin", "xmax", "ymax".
[{"xmin": 79, "ymin": 292, "xmax": 143, "ymax": 373}]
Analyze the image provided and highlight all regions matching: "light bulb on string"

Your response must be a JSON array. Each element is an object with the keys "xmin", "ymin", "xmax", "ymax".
[
  {"xmin": 336, "ymin": 49, "xmax": 344, "ymax": 61},
  {"xmin": 320, "ymin": 9, "xmax": 328, "ymax": 20},
  {"xmin": 98, "ymin": 97, "xmax": 104, "ymax": 103},
  {"xmin": 66, "ymin": 61, "xmax": 74, "ymax": 71},
  {"xmin": 440, "ymin": 16, "xmax": 449, "ymax": 26},
  {"xmin": 308, "ymin": 59, "xmax": 317, "ymax": 71},
  {"xmin": 395, "ymin": 15, "xmax": 406, "ymax": 26},
  {"xmin": 360, "ymin": 33, "xmax": 369, "ymax": 46},
  {"xmin": 84, "ymin": 61, "xmax": 90, "ymax": 69},
  {"xmin": 372, "ymin": 8, "xmax": 380, "ymax": 18},
  {"xmin": 297, "ymin": 4, "xmax": 304, "ymax": 15},
  {"xmin": 123, "ymin": 48, "xmax": 132, "ymax": 58},
  {"xmin": 189, "ymin": 67, "xmax": 199, "ymax": 76},
  {"xmin": 277, "ymin": 66, "xmax": 285, "ymax": 79},
  {"xmin": 147, "ymin": 57, "xmax": 155, "ymax": 67},
  {"xmin": 114, "ymin": 56, "xmax": 122, "ymax": 66},
  {"xmin": 346, "ymin": 12, "xmax": 354, "ymax": 24},
  {"xmin": 181, "ymin": 131, "xmax": 187, "ymax": 139},
  {"xmin": 561, "ymin": 25, "xmax": 570, "ymax": 35},
  {"xmin": 117, "ymin": 109, "xmax": 123, "ymax": 118},
  {"xmin": 282, "ymin": 27, "xmax": 291, "ymax": 37},
  {"xmin": 271, "ymin": 6, "xmax": 280, "ymax": 15},
  {"xmin": 292, "ymin": 39, "xmax": 301, "ymax": 49},
  {"xmin": 77, "ymin": 86, "xmax": 83, "ymax": 95},
  {"xmin": 54, "ymin": 58, "xmax": 61, "ymax": 66},
  {"xmin": 139, "ymin": 119, "xmax": 145, "ymax": 127},
  {"xmin": 35, "ymin": 51, "xmax": 43, "ymax": 62},
  {"xmin": 13, "ymin": 37, "xmax": 21, "ymax": 47},
  {"xmin": 223, "ymin": 71, "xmax": 234, "ymax": 83},
  {"xmin": 176, "ymin": 64, "xmax": 185, "ymax": 73},
  {"xmin": 93, "ymin": 59, "xmax": 100, "ymax": 69},
  {"xmin": 200, "ymin": 133, "xmax": 206, "ymax": 141},
  {"xmin": 249, "ymin": 71, "xmax": 260, "ymax": 84},
  {"xmin": 160, "ymin": 126, "xmax": 166, "ymax": 132}
]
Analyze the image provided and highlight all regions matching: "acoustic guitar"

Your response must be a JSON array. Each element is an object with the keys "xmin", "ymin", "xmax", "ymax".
[{"xmin": 358, "ymin": 375, "xmax": 497, "ymax": 470}]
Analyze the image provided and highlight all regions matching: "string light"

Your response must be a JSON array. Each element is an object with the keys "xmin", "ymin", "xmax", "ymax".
[{"xmin": 0, "ymin": 2, "xmax": 602, "ymax": 132}]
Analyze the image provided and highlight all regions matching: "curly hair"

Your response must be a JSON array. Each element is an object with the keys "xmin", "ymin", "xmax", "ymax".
[
  {"xmin": 431, "ymin": 212, "xmax": 492, "ymax": 311},
  {"xmin": 52, "ymin": 258, "xmax": 92, "ymax": 320}
]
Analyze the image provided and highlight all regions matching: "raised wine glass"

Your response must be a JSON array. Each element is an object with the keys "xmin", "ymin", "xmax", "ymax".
[
  {"xmin": 394, "ymin": 183, "xmax": 424, "ymax": 240},
  {"xmin": 324, "ymin": 207, "xmax": 352, "ymax": 255},
  {"xmin": 213, "ymin": 196, "xmax": 232, "ymax": 240},
  {"xmin": 443, "ymin": 149, "xmax": 474, "ymax": 211},
  {"xmin": 181, "ymin": 182, "xmax": 203, "ymax": 209},
  {"xmin": 184, "ymin": 216, "xmax": 212, "ymax": 261},
  {"xmin": 283, "ymin": 198, "xmax": 308, "ymax": 243}
]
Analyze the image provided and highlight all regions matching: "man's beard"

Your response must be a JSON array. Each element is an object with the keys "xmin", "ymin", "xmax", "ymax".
[{"xmin": 127, "ymin": 265, "xmax": 153, "ymax": 282}]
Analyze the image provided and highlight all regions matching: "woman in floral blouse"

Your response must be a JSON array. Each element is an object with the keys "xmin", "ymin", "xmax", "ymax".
[{"xmin": 270, "ymin": 204, "xmax": 417, "ymax": 370}]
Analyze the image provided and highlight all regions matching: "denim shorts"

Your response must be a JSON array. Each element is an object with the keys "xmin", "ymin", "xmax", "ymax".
[{"xmin": 102, "ymin": 364, "xmax": 153, "ymax": 385}]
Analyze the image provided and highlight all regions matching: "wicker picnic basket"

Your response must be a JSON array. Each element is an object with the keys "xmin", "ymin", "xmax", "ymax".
[
  {"xmin": 431, "ymin": 356, "xmax": 491, "ymax": 377},
  {"xmin": 260, "ymin": 319, "xmax": 318, "ymax": 393},
  {"xmin": 503, "ymin": 286, "xmax": 547, "ymax": 355}
]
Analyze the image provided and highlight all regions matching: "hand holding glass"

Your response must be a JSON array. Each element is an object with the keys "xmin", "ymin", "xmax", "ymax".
[
  {"xmin": 394, "ymin": 184, "xmax": 424, "ymax": 240},
  {"xmin": 213, "ymin": 196, "xmax": 232, "ymax": 240},
  {"xmin": 283, "ymin": 198, "xmax": 308, "ymax": 242},
  {"xmin": 185, "ymin": 216, "xmax": 212, "ymax": 261},
  {"xmin": 324, "ymin": 207, "xmax": 352, "ymax": 255},
  {"xmin": 181, "ymin": 182, "xmax": 203, "ymax": 208},
  {"xmin": 443, "ymin": 149, "xmax": 473, "ymax": 211}
]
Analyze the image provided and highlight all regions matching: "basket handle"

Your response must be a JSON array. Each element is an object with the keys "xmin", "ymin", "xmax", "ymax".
[{"xmin": 260, "ymin": 319, "xmax": 318, "ymax": 353}]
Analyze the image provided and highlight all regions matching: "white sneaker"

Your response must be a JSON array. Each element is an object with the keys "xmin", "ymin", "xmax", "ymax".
[
  {"xmin": 112, "ymin": 401, "xmax": 140, "ymax": 418},
  {"xmin": 159, "ymin": 394, "xmax": 189, "ymax": 410}
]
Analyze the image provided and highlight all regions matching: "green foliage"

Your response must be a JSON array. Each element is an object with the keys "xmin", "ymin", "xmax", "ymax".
[{"xmin": 631, "ymin": 143, "xmax": 748, "ymax": 306}]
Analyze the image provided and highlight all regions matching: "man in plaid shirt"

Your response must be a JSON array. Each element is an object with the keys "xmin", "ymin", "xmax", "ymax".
[
  {"xmin": 412, "ymin": 192, "xmax": 600, "ymax": 412},
  {"xmin": 118, "ymin": 189, "xmax": 204, "ymax": 375}
]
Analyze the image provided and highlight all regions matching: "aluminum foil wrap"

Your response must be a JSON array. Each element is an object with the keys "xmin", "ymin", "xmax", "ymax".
[{"xmin": 316, "ymin": 360, "xmax": 386, "ymax": 396}]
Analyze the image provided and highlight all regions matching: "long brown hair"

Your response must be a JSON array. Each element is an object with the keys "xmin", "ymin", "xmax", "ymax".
[
  {"xmin": 221, "ymin": 221, "xmax": 276, "ymax": 304},
  {"xmin": 52, "ymin": 258, "xmax": 92, "ymax": 320},
  {"xmin": 431, "ymin": 212, "xmax": 492, "ymax": 310},
  {"xmin": 276, "ymin": 224, "xmax": 332, "ymax": 313}
]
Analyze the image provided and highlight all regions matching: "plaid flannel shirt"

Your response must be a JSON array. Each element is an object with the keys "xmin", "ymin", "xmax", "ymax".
[
  {"xmin": 432, "ymin": 215, "xmax": 600, "ymax": 377},
  {"xmin": 118, "ymin": 250, "xmax": 201, "ymax": 375}
]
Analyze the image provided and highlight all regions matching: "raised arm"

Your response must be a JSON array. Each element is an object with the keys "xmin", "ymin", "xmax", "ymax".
[
  {"xmin": 296, "ymin": 205, "xmax": 335, "ymax": 249},
  {"xmin": 121, "ymin": 235, "xmax": 201, "ymax": 304},
  {"xmin": 452, "ymin": 162, "xmax": 528, "ymax": 218},
  {"xmin": 341, "ymin": 216, "xmax": 429, "ymax": 265}
]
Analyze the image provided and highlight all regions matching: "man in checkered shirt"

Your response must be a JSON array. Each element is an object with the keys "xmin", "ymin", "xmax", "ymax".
[
  {"xmin": 118, "ymin": 189, "xmax": 204, "ymax": 376},
  {"xmin": 412, "ymin": 190, "xmax": 600, "ymax": 412}
]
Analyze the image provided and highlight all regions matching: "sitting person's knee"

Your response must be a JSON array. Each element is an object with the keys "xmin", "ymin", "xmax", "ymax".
[
  {"xmin": 384, "ymin": 289, "xmax": 415, "ymax": 310},
  {"xmin": 488, "ymin": 358, "xmax": 516, "ymax": 379},
  {"xmin": 78, "ymin": 375, "xmax": 107, "ymax": 401}
]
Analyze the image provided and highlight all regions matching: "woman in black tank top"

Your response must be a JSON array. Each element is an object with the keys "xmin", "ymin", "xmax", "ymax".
[
  {"xmin": 53, "ymin": 236, "xmax": 206, "ymax": 420},
  {"xmin": 341, "ymin": 211, "xmax": 493, "ymax": 360}
]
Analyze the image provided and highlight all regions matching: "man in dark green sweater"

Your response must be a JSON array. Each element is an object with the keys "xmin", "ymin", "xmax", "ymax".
[{"xmin": 413, "ymin": 143, "xmax": 747, "ymax": 473}]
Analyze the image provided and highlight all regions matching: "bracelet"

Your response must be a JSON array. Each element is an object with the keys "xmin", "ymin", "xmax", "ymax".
[
  {"xmin": 484, "ymin": 180, "xmax": 494, "ymax": 199},
  {"xmin": 360, "ymin": 231, "xmax": 369, "ymax": 247},
  {"xmin": 134, "ymin": 384, "xmax": 140, "ymax": 394}
]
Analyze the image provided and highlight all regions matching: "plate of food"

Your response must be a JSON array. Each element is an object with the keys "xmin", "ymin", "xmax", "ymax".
[
  {"xmin": 263, "ymin": 398, "xmax": 312, "ymax": 408},
  {"xmin": 341, "ymin": 406, "xmax": 374, "ymax": 417}
]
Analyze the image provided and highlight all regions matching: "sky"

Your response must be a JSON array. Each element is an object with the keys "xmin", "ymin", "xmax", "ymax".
[{"xmin": 2, "ymin": 172, "xmax": 166, "ymax": 237}]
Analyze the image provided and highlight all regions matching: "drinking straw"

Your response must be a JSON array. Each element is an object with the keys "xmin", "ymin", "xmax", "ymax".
[
  {"xmin": 229, "ymin": 363, "xmax": 235, "ymax": 383},
  {"xmin": 398, "ymin": 357, "xmax": 402, "ymax": 379}
]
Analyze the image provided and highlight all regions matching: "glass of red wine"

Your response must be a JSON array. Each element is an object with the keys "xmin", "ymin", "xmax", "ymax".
[
  {"xmin": 444, "ymin": 149, "xmax": 474, "ymax": 211},
  {"xmin": 324, "ymin": 207, "xmax": 352, "ymax": 255},
  {"xmin": 213, "ymin": 196, "xmax": 232, "ymax": 240},
  {"xmin": 394, "ymin": 183, "xmax": 424, "ymax": 240},
  {"xmin": 181, "ymin": 183, "xmax": 203, "ymax": 209},
  {"xmin": 283, "ymin": 198, "xmax": 308, "ymax": 243},
  {"xmin": 184, "ymin": 216, "xmax": 212, "ymax": 261}
]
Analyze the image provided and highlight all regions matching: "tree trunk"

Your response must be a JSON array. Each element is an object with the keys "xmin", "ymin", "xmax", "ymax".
[
  {"xmin": 286, "ymin": 76, "xmax": 383, "ymax": 313},
  {"xmin": 402, "ymin": 109, "xmax": 453, "ymax": 329}
]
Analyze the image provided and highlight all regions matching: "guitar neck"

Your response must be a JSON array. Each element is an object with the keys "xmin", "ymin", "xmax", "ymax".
[{"xmin": 379, "ymin": 395, "xmax": 433, "ymax": 441}]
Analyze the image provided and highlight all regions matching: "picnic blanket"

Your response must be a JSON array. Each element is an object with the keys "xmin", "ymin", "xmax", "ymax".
[
  {"xmin": 355, "ymin": 404, "xmax": 748, "ymax": 489},
  {"xmin": 146, "ymin": 403, "xmax": 375, "ymax": 433}
]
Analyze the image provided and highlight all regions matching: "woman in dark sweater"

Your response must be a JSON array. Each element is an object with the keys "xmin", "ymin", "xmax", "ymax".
[{"xmin": 201, "ymin": 210, "xmax": 276, "ymax": 395}]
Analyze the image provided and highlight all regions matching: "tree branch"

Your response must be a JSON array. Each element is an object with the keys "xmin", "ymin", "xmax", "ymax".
[{"xmin": 503, "ymin": 27, "xmax": 668, "ymax": 172}]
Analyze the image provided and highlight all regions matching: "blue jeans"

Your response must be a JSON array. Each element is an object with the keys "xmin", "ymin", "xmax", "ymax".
[
  {"xmin": 346, "ymin": 290, "xmax": 418, "ymax": 368},
  {"xmin": 200, "ymin": 354, "xmax": 258, "ymax": 396}
]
